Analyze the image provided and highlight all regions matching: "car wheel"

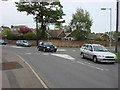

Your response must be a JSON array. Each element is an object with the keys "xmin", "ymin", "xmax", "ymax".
[
  {"xmin": 81, "ymin": 53, "xmax": 85, "ymax": 59},
  {"xmin": 93, "ymin": 56, "xmax": 98, "ymax": 63},
  {"xmin": 38, "ymin": 48, "xmax": 40, "ymax": 51},
  {"xmin": 43, "ymin": 48, "xmax": 46, "ymax": 52}
]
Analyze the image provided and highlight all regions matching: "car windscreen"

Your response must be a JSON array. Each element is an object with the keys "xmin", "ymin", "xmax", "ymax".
[
  {"xmin": 93, "ymin": 46, "xmax": 108, "ymax": 52},
  {"xmin": 23, "ymin": 40, "xmax": 28, "ymax": 43},
  {"xmin": 44, "ymin": 42, "xmax": 53, "ymax": 46}
]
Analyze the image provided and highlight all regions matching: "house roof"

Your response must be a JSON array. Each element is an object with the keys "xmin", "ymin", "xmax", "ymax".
[
  {"xmin": 65, "ymin": 33, "xmax": 71, "ymax": 37},
  {"xmin": 48, "ymin": 30, "xmax": 65, "ymax": 38},
  {"xmin": 88, "ymin": 33, "xmax": 98, "ymax": 40},
  {"xmin": 1, "ymin": 26, "xmax": 10, "ymax": 30},
  {"xmin": 94, "ymin": 33, "xmax": 101, "ymax": 38},
  {"xmin": 101, "ymin": 33, "xmax": 110, "ymax": 37},
  {"xmin": 11, "ymin": 25, "xmax": 26, "ymax": 28},
  {"xmin": 101, "ymin": 33, "xmax": 115, "ymax": 40}
]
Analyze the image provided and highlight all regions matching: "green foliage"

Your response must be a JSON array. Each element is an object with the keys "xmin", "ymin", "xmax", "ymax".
[
  {"xmin": 2, "ymin": 30, "xmax": 24, "ymax": 40},
  {"xmin": 7, "ymin": 34, "xmax": 24, "ymax": 40},
  {"xmin": 111, "ymin": 51, "xmax": 120, "ymax": 61},
  {"xmin": 15, "ymin": 2, "xmax": 65, "ymax": 39},
  {"xmin": 24, "ymin": 32, "xmax": 36, "ymax": 40},
  {"xmin": 71, "ymin": 30, "xmax": 88, "ymax": 40},
  {"xmin": 70, "ymin": 8, "xmax": 92, "ymax": 40},
  {"xmin": 64, "ymin": 25, "xmax": 72, "ymax": 33},
  {"xmin": 2, "ymin": 30, "xmax": 13, "ymax": 36},
  {"xmin": 94, "ymin": 38, "xmax": 107, "ymax": 41}
]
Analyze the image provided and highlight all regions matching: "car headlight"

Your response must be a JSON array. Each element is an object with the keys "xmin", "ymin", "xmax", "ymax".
[
  {"xmin": 97, "ymin": 55, "xmax": 104, "ymax": 57},
  {"xmin": 47, "ymin": 47, "xmax": 50, "ymax": 49},
  {"xmin": 54, "ymin": 46, "xmax": 57, "ymax": 48}
]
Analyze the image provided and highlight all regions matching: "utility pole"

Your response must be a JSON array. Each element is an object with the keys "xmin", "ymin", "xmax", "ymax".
[
  {"xmin": 36, "ymin": 18, "xmax": 39, "ymax": 47},
  {"xmin": 115, "ymin": 0, "xmax": 119, "ymax": 52}
]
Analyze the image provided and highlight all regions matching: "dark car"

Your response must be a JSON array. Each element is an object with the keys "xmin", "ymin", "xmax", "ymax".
[
  {"xmin": 38, "ymin": 41, "xmax": 57, "ymax": 52},
  {"xmin": 0, "ymin": 40, "xmax": 7, "ymax": 45},
  {"xmin": 16, "ymin": 40, "xmax": 32, "ymax": 47}
]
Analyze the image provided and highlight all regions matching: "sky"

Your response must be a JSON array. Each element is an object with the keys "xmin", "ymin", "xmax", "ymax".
[{"xmin": 0, "ymin": 0, "xmax": 118, "ymax": 33}]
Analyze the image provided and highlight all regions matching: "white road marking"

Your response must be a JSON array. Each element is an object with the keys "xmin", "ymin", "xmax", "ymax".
[
  {"xmin": 57, "ymin": 49, "xmax": 66, "ymax": 51},
  {"xmin": 72, "ymin": 50, "xmax": 76, "ymax": 52},
  {"xmin": 34, "ymin": 53, "xmax": 41, "ymax": 55},
  {"xmin": 11, "ymin": 46, "xmax": 24, "ymax": 48},
  {"xmin": 16, "ymin": 54, "xmax": 49, "ymax": 88},
  {"xmin": 51, "ymin": 54, "xmax": 75, "ymax": 60},
  {"xmin": 43, "ymin": 53, "xmax": 50, "ymax": 55},
  {"xmin": 76, "ymin": 61, "xmax": 109, "ymax": 71},
  {"xmin": 25, "ymin": 53, "xmax": 32, "ymax": 55},
  {"xmin": 51, "ymin": 53, "xmax": 109, "ymax": 71}
]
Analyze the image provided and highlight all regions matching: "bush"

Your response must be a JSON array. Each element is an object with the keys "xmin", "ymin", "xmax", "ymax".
[
  {"xmin": 94, "ymin": 38, "xmax": 106, "ymax": 41},
  {"xmin": 111, "ymin": 51, "xmax": 120, "ymax": 61},
  {"xmin": 24, "ymin": 32, "xmax": 36, "ymax": 40},
  {"xmin": 7, "ymin": 34, "xmax": 24, "ymax": 40}
]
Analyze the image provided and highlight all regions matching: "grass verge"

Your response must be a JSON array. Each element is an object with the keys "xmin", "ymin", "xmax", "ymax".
[{"xmin": 111, "ymin": 51, "xmax": 120, "ymax": 62}]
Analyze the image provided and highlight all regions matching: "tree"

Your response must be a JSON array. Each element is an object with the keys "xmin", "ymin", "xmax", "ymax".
[
  {"xmin": 18, "ymin": 26, "xmax": 32, "ymax": 34},
  {"xmin": 15, "ymin": 2, "xmax": 65, "ymax": 40},
  {"xmin": 63, "ymin": 25, "xmax": 72, "ymax": 33},
  {"xmin": 2, "ymin": 30, "xmax": 13, "ymax": 39},
  {"xmin": 70, "ymin": 8, "xmax": 92, "ymax": 40}
]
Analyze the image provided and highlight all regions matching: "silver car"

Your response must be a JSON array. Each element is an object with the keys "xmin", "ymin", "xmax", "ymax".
[{"xmin": 80, "ymin": 44, "xmax": 117, "ymax": 63}]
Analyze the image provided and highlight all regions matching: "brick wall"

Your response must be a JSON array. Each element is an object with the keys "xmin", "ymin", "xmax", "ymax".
[{"xmin": 6, "ymin": 40, "xmax": 115, "ymax": 48}]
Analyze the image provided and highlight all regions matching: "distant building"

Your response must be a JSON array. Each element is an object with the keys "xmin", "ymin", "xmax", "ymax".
[
  {"xmin": 48, "ymin": 30, "xmax": 66, "ymax": 39},
  {"xmin": 11, "ymin": 25, "xmax": 32, "ymax": 35},
  {"xmin": 1, "ymin": 26, "xmax": 10, "ymax": 31},
  {"xmin": 11, "ymin": 25, "xmax": 26, "ymax": 31},
  {"xmin": 64, "ymin": 33, "xmax": 75, "ymax": 41},
  {"xmin": 101, "ymin": 33, "xmax": 114, "ymax": 42}
]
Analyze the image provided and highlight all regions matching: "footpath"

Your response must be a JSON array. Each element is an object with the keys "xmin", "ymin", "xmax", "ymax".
[{"xmin": 1, "ymin": 50, "xmax": 45, "ymax": 89}]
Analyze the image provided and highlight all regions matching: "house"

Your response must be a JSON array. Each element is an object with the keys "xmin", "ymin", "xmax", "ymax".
[
  {"xmin": 101, "ymin": 33, "xmax": 114, "ymax": 42},
  {"xmin": 11, "ymin": 25, "xmax": 26, "ymax": 31},
  {"xmin": 48, "ymin": 30, "xmax": 66, "ymax": 39},
  {"xmin": 88, "ymin": 33, "xmax": 98, "ymax": 40},
  {"xmin": 11, "ymin": 25, "xmax": 32, "ymax": 35},
  {"xmin": 1, "ymin": 26, "xmax": 10, "ymax": 31},
  {"xmin": 94, "ymin": 33, "xmax": 102, "ymax": 38},
  {"xmin": 64, "ymin": 33, "xmax": 75, "ymax": 41}
]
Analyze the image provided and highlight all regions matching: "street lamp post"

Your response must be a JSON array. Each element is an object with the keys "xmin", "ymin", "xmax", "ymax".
[
  {"xmin": 101, "ymin": 8, "xmax": 112, "ymax": 49},
  {"xmin": 115, "ymin": 0, "xmax": 119, "ymax": 52}
]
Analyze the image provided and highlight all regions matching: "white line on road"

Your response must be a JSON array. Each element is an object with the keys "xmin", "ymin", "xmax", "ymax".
[
  {"xmin": 51, "ymin": 54, "xmax": 75, "ymax": 60},
  {"xmin": 57, "ymin": 49, "xmax": 66, "ymax": 51},
  {"xmin": 51, "ymin": 53, "xmax": 109, "ymax": 71},
  {"xmin": 25, "ymin": 53, "xmax": 32, "ymax": 55},
  {"xmin": 43, "ymin": 53, "xmax": 50, "ymax": 55},
  {"xmin": 76, "ymin": 61, "xmax": 108, "ymax": 71},
  {"xmin": 72, "ymin": 50, "xmax": 76, "ymax": 52},
  {"xmin": 11, "ymin": 46, "xmax": 24, "ymax": 48},
  {"xmin": 16, "ymin": 54, "xmax": 49, "ymax": 89}
]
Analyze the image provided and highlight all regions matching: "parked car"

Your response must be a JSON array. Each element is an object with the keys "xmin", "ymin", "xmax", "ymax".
[
  {"xmin": 16, "ymin": 40, "xmax": 32, "ymax": 47},
  {"xmin": 0, "ymin": 40, "xmax": 7, "ymax": 45},
  {"xmin": 38, "ymin": 41, "xmax": 57, "ymax": 52},
  {"xmin": 80, "ymin": 44, "xmax": 117, "ymax": 63}
]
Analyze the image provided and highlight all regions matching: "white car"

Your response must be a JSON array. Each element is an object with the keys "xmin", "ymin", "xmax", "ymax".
[{"xmin": 80, "ymin": 44, "xmax": 117, "ymax": 63}]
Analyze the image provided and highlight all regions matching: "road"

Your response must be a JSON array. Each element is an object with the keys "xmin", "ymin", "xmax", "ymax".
[{"xmin": 2, "ymin": 45, "xmax": 118, "ymax": 88}]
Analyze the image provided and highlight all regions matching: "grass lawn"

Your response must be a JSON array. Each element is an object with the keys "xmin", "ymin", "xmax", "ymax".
[{"xmin": 111, "ymin": 51, "xmax": 120, "ymax": 62}]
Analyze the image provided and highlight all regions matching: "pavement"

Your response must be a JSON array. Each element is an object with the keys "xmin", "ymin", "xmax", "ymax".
[{"xmin": 1, "ymin": 48, "xmax": 45, "ymax": 89}]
